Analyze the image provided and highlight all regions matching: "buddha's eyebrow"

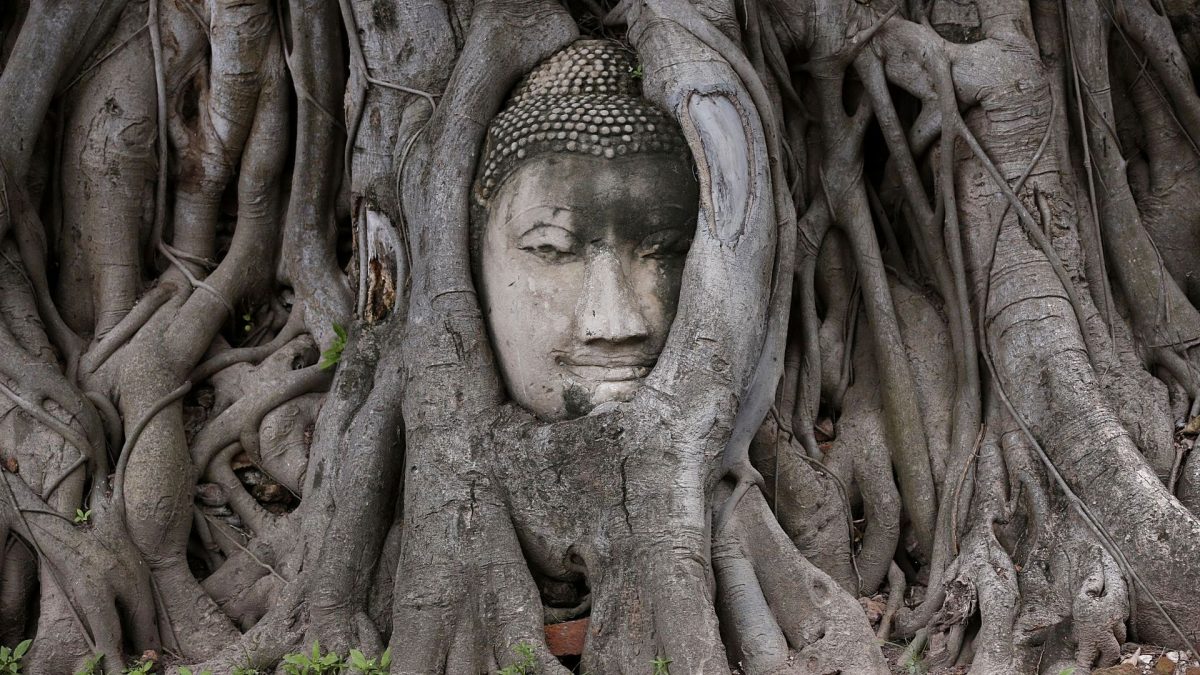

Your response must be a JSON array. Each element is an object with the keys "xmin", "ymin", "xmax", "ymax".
[
  {"xmin": 642, "ymin": 204, "xmax": 697, "ymax": 227},
  {"xmin": 518, "ymin": 221, "xmax": 578, "ymax": 237},
  {"xmin": 651, "ymin": 203, "xmax": 697, "ymax": 221},
  {"xmin": 499, "ymin": 204, "xmax": 576, "ymax": 230}
]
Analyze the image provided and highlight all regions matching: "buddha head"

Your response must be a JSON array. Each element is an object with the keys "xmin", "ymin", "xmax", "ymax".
[{"xmin": 473, "ymin": 40, "xmax": 698, "ymax": 421}]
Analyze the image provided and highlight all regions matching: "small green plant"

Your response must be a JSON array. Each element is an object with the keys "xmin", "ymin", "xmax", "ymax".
[
  {"xmin": 651, "ymin": 656, "xmax": 671, "ymax": 675},
  {"xmin": 903, "ymin": 654, "xmax": 926, "ymax": 675},
  {"xmin": 347, "ymin": 648, "xmax": 390, "ymax": 674},
  {"xmin": 0, "ymin": 639, "xmax": 31, "ymax": 675},
  {"xmin": 229, "ymin": 648, "xmax": 262, "ymax": 675},
  {"xmin": 318, "ymin": 324, "xmax": 348, "ymax": 370},
  {"xmin": 75, "ymin": 653, "xmax": 103, "ymax": 675},
  {"xmin": 630, "ymin": 63, "xmax": 644, "ymax": 79},
  {"xmin": 178, "ymin": 668, "xmax": 214, "ymax": 675},
  {"xmin": 281, "ymin": 640, "xmax": 344, "ymax": 675},
  {"xmin": 121, "ymin": 660, "xmax": 153, "ymax": 675},
  {"xmin": 74, "ymin": 508, "xmax": 92, "ymax": 524},
  {"xmin": 497, "ymin": 642, "xmax": 536, "ymax": 675},
  {"xmin": 1056, "ymin": 668, "xmax": 1076, "ymax": 675}
]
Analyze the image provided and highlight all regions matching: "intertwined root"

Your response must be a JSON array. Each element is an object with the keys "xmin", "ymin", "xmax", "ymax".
[{"xmin": 9, "ymin": 0, "xmax": 1200, "ymax": 673}]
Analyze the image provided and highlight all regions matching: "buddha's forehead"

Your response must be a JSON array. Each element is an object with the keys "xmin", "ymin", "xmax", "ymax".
[{"xmin": 490, "ymin": 154, "xmax": 698, "ymax": 236}]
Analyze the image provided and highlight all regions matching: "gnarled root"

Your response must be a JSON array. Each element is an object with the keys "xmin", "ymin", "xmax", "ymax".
[{"xmin": 719, "ymin": 485, "xmax": 888, "ymax": 674}]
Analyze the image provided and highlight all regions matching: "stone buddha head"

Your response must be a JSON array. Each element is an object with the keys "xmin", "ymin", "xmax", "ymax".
[{"xmin": 473, "ymin": 40, "xmax": 698, "ymax": 421}]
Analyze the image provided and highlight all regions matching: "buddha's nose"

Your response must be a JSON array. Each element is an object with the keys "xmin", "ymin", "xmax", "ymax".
[{"xmin": 576, "ymin": 249, "xmax": 650, "ymax": 344}]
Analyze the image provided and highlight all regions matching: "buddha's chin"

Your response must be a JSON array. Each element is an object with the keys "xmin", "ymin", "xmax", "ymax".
[
  {"xmin": 590, "ymin": 379, "xmax": 642, "ymax": 404},
  {"xmin": 560, "ymin": 377, "xmax": 644, "ymax": 418}
]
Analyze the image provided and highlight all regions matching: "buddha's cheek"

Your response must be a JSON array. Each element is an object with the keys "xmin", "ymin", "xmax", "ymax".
[
  {"xmin": 631, "ymin": 263, "xmax": 680, "ymax": 348},
  {"xmin": 486, "ymin": 264, "xmax": 581, "ymax": 416},
  {"xmin": 518, "ymin": 261, "xmax": 578, "ymax": 331}
]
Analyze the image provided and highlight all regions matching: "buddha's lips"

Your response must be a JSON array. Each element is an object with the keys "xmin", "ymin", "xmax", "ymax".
[
  {"xmin": 557, "ymin": 353, "xmax": 657, "ymax": 382},
  {"xmin": 564, "ymin": 364, "xmax": 652, "ymax": 382}
]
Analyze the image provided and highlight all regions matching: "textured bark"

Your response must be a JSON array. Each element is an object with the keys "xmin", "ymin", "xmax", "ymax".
[{"xmin": 4, "ymin": 0, "xmax": 1200, "ymax": 673}]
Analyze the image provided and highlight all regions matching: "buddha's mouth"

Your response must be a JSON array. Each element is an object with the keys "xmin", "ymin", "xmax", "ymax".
[
  {"xmin": 564, "ymin": 364, "xmax": 652, "ymax": 382},
  {"xmin": 557, "ymin": 352, "xmax": 657, "ymax": 382}
]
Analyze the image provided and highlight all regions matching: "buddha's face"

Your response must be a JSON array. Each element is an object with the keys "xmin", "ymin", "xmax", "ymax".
[{"xmin": 480, "ymin": 153, "xmax": 698, "ymax": 420}]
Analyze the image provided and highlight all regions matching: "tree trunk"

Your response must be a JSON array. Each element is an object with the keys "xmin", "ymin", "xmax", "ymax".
[{"xmin": 3, "ymin": 0, "xmax": 1200, "ymax": 673}]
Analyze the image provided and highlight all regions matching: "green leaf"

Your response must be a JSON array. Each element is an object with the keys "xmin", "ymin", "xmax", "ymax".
[
  {"xmin": 13, "ymin": 640, "xmax": 28, "ymax": 660},
  {"xmin": 379, "ymin": 649, "xmax": 390, "ymax": 669},
  {"xmin": 318, "ymin": 323, "xmax": 349, "ymax": 370},
  {"xmin": 75, "ymin": 653, "xmax": 103, "ymax": 675}
]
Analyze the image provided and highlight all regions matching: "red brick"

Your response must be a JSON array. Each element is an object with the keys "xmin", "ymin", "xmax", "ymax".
[{"xmin": 545, "ymin": 618, "xmax": 589, "ymax": 656}]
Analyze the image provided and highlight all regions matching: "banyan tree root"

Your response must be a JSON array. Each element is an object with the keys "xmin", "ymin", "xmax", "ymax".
[{"xmin": 6, "ymin": 0, "xmax": 1200, "ymax": 673}]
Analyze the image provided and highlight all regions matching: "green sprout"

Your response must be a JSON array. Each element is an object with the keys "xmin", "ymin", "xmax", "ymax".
[{"xmin": 318, "ymin": 324, "xmax": 348, "ymax": 370}]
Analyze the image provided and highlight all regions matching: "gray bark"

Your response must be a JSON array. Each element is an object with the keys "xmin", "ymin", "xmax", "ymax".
[{"xmin": 3, "ymin": 0, "xmax": 1200, "ymax": 673}]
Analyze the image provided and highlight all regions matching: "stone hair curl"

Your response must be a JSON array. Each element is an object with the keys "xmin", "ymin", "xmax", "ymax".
[{"xmin": 473, "ymin": 39, "xmax": 690, "ymax": 204}]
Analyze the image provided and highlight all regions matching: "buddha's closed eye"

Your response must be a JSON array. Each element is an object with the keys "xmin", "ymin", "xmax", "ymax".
[
  {"xmin": 516, "ymin": 224, "xmax": 580, "ymax": 263},
  {"xmin": 638, "ymin": 229, "xmax": 692, "ymax": 259}
]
